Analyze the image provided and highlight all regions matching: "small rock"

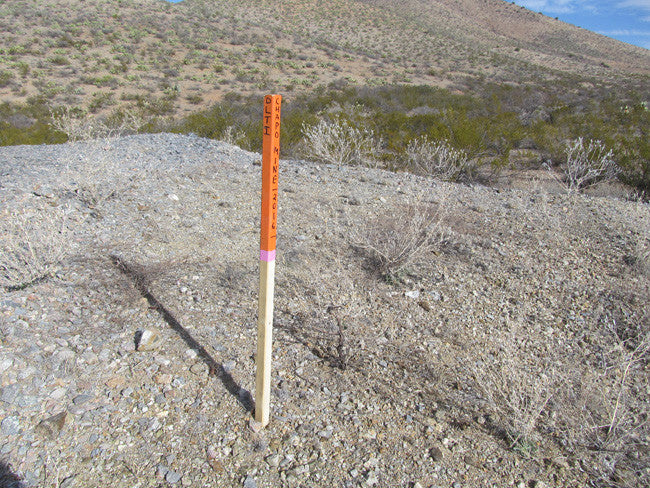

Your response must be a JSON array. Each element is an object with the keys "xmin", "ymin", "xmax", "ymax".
[
  {"xmin": 185, "ymin": 349, "xmax": 198, "ymax": 360},
  {"xmin": 155, "ymin": 374, "xmax": 173, "ymax": 385},
  {"xmin": 1, "ymin": 384, "xmax": 19, "ymax": 404},
  {"xmin": 35, "ymin": 412, "xmax": 67, "ymax": 439},
  {"xmin": 156, "ymin": 464, "xmax": 168, "ymax": 479},
  {"xmin": 59, "ymin": 475, "xmax": 76, "ymax": 488},
  {"xmin": 413, "ymin": 483, "xmax": 423, "ymax": 488},
  {"xmin": 168, "ymin": 194, "xmax": 179, "ymax": 201},
  {"xmin": 206, "ymin": 446, "xmax": 219, "ymax": 460},
  {"xmin": 222, "ymin": 360, "xmax": 236, "ymax": 373},
  {"xmin": 249, "ymin": 418, "xmax": 263, "ymax": 433},
  {"xmin": 72, "ymin": 394, "xmax": 93, "ymax": 405},
  {"xmin": 429, "ymin": 447, "xmax": 443, "ymax": 462},
  {"xmin": 453, "ymin": 483, "xmax": 462, "ymax": 488},
  {"xmin": 243, "ymin": 476, "xmax": 257, "ymax": 488},
  {"xmin": 165, "ymin": 470, "xmax": 182, "ymax": 484},
  {"xmin": 1, "ymin": 416, "xmax": 20, "ymax": 435},
  {"xmin": 418, "ymin": 300, "xmax": 431, "ymax": 311},
  {"xmin": 49, "ymin": 387, "xmax": 67, "ymax": 400},
  {"xmin": 365, "ymin": 470, "xmax": 379, "ymax": 486},
  {"xmin": 190, "ymin": 362, "xmax": 208, "ymax": 377},
  {"xmin": 405, "ymin": 290, "xmax": 420, "ymax": 299},
  {"xmin": 463, "ymin": 454, "xmax": 481, "ymax": 468},
  {"xmin": 105, "ymin": 375, "xmax": 126, "ymax": 388},
  {"xmin": 136, "ymin": 329, "xmax": 161, "ymax": 352},
  {"xmin": 265, "ymin": 454, "xmax": 281, "ymax": 467}
]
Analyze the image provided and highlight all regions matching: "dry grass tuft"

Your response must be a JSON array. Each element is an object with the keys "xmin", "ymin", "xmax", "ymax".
[
  {"xmin": 353, "ymin": 192, "xmax": 447, "ymax": 279},
  {"xmin": 0, "ymin": 203, "xmax": 72, "ymax": 290}
]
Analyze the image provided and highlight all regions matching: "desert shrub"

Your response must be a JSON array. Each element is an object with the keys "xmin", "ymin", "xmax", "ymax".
[
  {"xmin": 50, "ymin": 106, "xmax": 142, "ymax": 142},
  {"xmin": 353, "ymin": 193, "xmax": 446, "ymax": 279},
  {"xmin": 0, "ymin": 70, "xmax": 14, "ymax": 87},
  {"xmin": 301, "ymin": 119, "xmax": 382, "ymax": 168},
  {"xmin": 405, "ymin": 136, "xmax": 471, "ymax": 181},
  {"xmin": 556, "ymin": 320, "xmax": 649, "ymax": 487},
  {"xmin": 551, "ymin": 138, "xmax": 620, "ymax": 192},
  {"xmin": 0, "ymin": 204, "xmax": 72, "ymax": 290},
  {"xmin": 471, "ymin": 350, "xmax": 556, "ymax": 452}
]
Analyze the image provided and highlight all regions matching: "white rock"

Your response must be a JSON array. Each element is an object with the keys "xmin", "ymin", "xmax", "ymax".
[{"xmin": 136, "ymin": 329, "xmax": 161, "ymax": 351}]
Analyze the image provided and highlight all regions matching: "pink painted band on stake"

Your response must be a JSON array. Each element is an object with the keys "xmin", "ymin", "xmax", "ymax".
[{"xmin": 260, "ymin": 250, "xmax": 276, "ymax": 262}]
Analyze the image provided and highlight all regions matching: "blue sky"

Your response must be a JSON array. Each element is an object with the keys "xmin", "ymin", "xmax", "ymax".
[{"xmin": 512, "ymin": 1, "xmax": 650, "ymax": 49}]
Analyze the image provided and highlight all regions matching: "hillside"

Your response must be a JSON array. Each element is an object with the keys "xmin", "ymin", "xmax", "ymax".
[{"xmin": 0, "ymin": 0, "xmax": 648, "ymax": 119}]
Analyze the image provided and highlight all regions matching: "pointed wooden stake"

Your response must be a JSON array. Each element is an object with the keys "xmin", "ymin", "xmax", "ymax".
[{"xmin": 256, "ymin": 94, "xmax": 281, "ymax": 427}]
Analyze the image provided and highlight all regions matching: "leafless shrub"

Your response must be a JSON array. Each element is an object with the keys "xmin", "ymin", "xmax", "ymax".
[
  {"xmin": 546, "ymin": 138, "xmax": 620, "ymax": 192},
  {"xmin": 0, "ymin": 204, "xmax": 72, "ymax": 290},
  {"xmin": 282, "ymin": 255, "xmax": 365, "ymax": 370},
  {"xmin": 556, "ymin": 316, "xmax": 649, "ymax": 487},
  {"xmin": 301, "ymin": 119, "xmax": 382, "ymax": 169},
  {"xmin": 353, "ymin": 193, "xmax": 447, "ymax": 279},
  {"xmin": 405, "ymin": 136, "xmax": 471, "ymax": 181},
  {"xmin": 220, "ymin": 125, "xmax": 246, "ymax": 147},
  {"xmin": 50, "ymin": 107, "xmax": 143, "ymax": 142},
  {"xmin": 470, "ymin": 327, "xmax": 556, "ymax": 451}
]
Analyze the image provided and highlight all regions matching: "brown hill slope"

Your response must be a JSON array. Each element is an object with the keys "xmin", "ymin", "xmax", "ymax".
[{"xmin": 0, "ymin": 0, "xmax": 647, "ymax": 119}]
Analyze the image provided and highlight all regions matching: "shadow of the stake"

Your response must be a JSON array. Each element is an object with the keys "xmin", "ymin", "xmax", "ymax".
[{"xmin": 110, "ymin": 254, "xmax": 254, "ymax": 413}]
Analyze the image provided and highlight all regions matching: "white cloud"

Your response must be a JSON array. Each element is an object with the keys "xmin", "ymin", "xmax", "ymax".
[{"xmin": 618, "ymin": 1, "xmax": 650, "ymax": 20}]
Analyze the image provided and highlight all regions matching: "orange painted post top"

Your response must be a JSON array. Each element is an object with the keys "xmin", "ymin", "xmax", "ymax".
[{"xmin": 260, "ymin": 94, "xmax": 282, "ymax": 261}]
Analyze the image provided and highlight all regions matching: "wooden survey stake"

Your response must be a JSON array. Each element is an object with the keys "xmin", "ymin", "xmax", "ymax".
[{"xmin": 256, "ymin": 94, "xmax": 281, "ymax": 427}]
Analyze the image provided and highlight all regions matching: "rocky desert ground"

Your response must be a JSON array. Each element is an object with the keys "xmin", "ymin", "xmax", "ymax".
[{"xmin": 0, "ymin": 133, "xmax": 648, "ymax": 487}]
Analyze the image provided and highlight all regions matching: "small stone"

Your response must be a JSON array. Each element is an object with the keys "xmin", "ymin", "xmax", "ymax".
[
  {"xmin": 105, "ymin": 375, "xmax": 126, "ymax": 388},
  {"xmin": 249, "ymin": 418, "xmax": 264, "ymax": 433},
  {"xmin": 168, "ymin": 194, "xmax": 179, "ymax": 201},
  {"xmin": 185, "ymin": 349, "xmax": 198, "ymax": 360},
  {"xmin": 405, "ymin": 290, "xmax": 420, "ymax": 299},
  {"xmin": 1, "ymin": 416, "xmax": 20, "ymax": 435},
  {"xmin": 156, "ymin": 465, "xmax": 168, "ymax": 479},
  {"xmin": 413, "ymin": 483, "xmax": 424, "ymax": 488},
  {"xmin": 265, "ymin": 454, "xmax": 280, "ymax": 467},
  {"xmin": 190, "ymin": 362, "xmax": 208, "ymax": 377},
  {"xmin": 243, "ymin": 476, "xmax": 257, "ymax": 488},
  {"xmin": 155, "ymin": 374, "xmax": 173, "ymax": 385},
  {"xmin": 365, "ymin": 470, "xmax": 379, "ymax": 486},
  {"xmin": 517, "ymin": 482, "xmax": 526, "ymax": 488},
  {"xmin": 207, "ymin": 445, "xmax": 219, "ymax": 460},
  {"xmin": 1, "ymin": 384, "xmax": 19, "ymax": 404},
  {"xmin": 429, "ymin": 447, "xmax": 443, "ymax": 462},
  {"xmin": 418, "ymin": 300, "xmax": 431, "ymax": 311},
  {"xmin": 136, "ymin": 329, "xmax": 161, "ymax": 352},
  {"xmin": 35, "ymin": 412, "xmax": 67, "ymax": 439},
  {"xmin": 463, "ymin": 454, "xmax": 481, "ymax": 468},
  {"xmin": 59, "ymin": 475, "xmax": 76, "ymax": 488},
  {"xmin": 165, "ymin": 470, "xmax": 182, "ymax": 484},
  {"xmin": 73, "ymin": 394, "xmax": 93, "ymax": 405},
  {"xmin": 453, "ymin": 483, "xmax": 462, "ymax": 488},
  {"xmin": 49, "ymin": 387, "xmax": 67, "ymax": 400},
  {"xmin": 222, "ymin": 360, "xmax": 236, "ymax": 373}
]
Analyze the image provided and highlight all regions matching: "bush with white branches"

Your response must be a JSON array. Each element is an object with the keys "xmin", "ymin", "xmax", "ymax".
[
  {"xmin": 301, "ymin": 119, "xmax": 381, "ymax": 168},
  {"xmin": 405, "ymin": 136, "xmax": 471, "ymax": 181},
  {"xmin": 560, "ymin": 137, "xmax": 620, "ymax": 192}
]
